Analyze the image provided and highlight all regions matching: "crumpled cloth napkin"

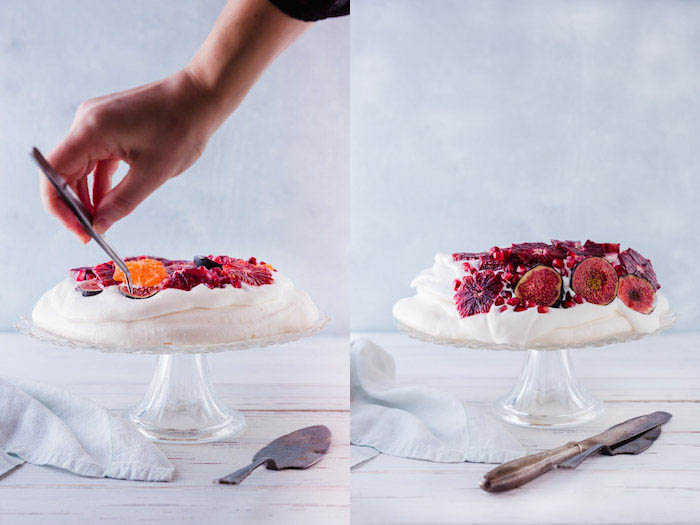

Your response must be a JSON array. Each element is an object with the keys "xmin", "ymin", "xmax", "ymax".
[
  {"xmin": 350, "ymin": 338, "xmax": 524, "ymax": 469},
  {"xmin": 0, "ymin": 377, "xmax": 173, "ymax": 481}
]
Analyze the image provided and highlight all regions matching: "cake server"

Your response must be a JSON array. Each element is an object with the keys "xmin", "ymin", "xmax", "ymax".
[
  {"xmin": 480, "ymin": 411, "xmax": 671, "ymax": 493},
  {"xmin": 31, "ymin": 147, "xmax": 133, "ymax": 293},
  {"xmin": 217, "ymin": 425, "xmax": 332, "ymax": 485}
]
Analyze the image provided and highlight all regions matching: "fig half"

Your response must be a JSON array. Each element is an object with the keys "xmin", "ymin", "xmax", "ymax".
[
  {"xmin": 119, "ymin": 285, "xmax": 159, "ymax": 299},
  {"xmin": 571, "ymin": 257, "xmax": 618, "ymax": 305},
  {"xmin": 617, "ymin": 275, "xmax": 655, "ymax": 314},
  {"xmin": 514, "ymin": 265, "xmax": 563, "ymax": 306},
  {"xmin": 75, "ymin": 279, "xmax": 103, "ymax": 297}
]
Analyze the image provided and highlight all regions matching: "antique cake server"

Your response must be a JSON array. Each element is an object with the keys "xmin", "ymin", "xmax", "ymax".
[{"xmin": 480, "ymin": 411, "xmax": 671, "ymax": 492}]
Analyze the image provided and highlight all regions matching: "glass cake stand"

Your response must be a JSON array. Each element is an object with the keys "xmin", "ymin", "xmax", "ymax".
[
  {"xmin": 397, "ymin": 313, "xmax": 677, "ymax": 428},
  {"xmin": 15, "ymin": 315, "xmax": 330, "ymax": 443}
]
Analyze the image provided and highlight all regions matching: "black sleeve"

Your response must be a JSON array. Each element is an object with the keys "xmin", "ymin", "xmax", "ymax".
[{"xmin": 267, "ymin": 0, "xmax": 349, "ymax": 22}]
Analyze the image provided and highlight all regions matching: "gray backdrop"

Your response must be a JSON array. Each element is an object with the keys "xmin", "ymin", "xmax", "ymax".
[
  {"xmin": 351, "ymin": 0, "xmax": 699, "ymax": 332},
  {"xmin": 0, "ymin": 1, "xmax": 349, "ymax": 333}
]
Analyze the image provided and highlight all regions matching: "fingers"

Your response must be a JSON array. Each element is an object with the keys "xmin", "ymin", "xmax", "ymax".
[
  {"xmin": 92, "ymin": 163, "xmax": 166, "ymax": 234},
  {"xmin": 92, "ymin": 158, "xmax": 119, "ymax": 208},
  {"xmin": 40, "ymin": 177, "xmax": 91, "ymax": 243},
  {"xmin": 74, "ymin": 177, "xmax": 93, "ymax": 216}
]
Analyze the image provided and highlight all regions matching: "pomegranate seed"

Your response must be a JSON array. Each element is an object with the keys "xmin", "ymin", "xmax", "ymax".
[
  {"xmin": 552, "ymin": 258, "xmax": 564, "ymax": 269},
  {"xmin": 615, "ymin": 265, "xmax": 624, "ymax": 277},
  {"xmin": 493, "ymin": 250, "xmax": 505, "ymax": 262},
  {"xmin": 507, "ymin": 297, "xmax": 520, "ymax": 306},
  {"xmin": 495, "ymin": 296, "xmax": 505, "ymax": 306},
  {"xmin": 561, "ymin": 268, "xmax": 569, "ymax": 277},
  {"xmin": 566, "ymin": 256, "xmax": 577, "ymax": 268},
  {"xmin": 504, "ymin": 272, "xmax": 514, "ymax": 281},
  {"xmin": 537, "ymin": 305, "xmax": 549, "ymax": 314},
  {"xmin": 503, "ymin": 290, "xmax": 512, "ymax": 298},
  {"xmin": 517, "ymin": 265, "xmax": 527, "ymax": 274},
  {"xmin": 526, "ymin": 300, "xmax": 536, "ymax": 308},
  {"xmin": 454, "ymin": 279, "xmax": 461, "ymax": 291},
  {"xmin": 574, "ymin": 293, "xmax": 584, "ymax": 304},
  {"xmin": 499, "ymin": 305, "xmax": 508, "ymax": 313},
  {"xmin": 507, "ymin": 262, "xmax": 516, "ymax": 273},
  {"xmin": 490, "ymin": 246, "xmax": 500, "ymax": 254},
  {"xmin": 562, "ymin": 300, "xmax": 575, "ymax": 308},
  {"xmin": 462, "ymin": 262, "xmax": 472, "ymax": 271},
  {"xmin": 514, "ymin": 305, "xmax": 527, "ymax": 312}
]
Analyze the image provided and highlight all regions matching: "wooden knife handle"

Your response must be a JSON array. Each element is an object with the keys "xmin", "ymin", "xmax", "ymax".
[{"xmin": 480, "ymin": 442, "xmax": 582, "ymax": 492}]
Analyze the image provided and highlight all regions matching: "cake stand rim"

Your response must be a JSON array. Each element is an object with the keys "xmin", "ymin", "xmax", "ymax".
[
  {"xmin": 14, "ymin": 313, "xmax": 331, "ymax": 355},
  {"xmin": 395, "ymin": 311, "xmax": 678, "ymax": 352}
]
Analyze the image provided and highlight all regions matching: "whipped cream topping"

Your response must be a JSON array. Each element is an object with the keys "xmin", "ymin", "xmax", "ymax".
[
  {"xmin": 33, "ymin": 272, "xmax": 320, "ymax": 347},
  {"xmin": 393, "ymin": 253, "xmax": 671, "ymax": 346}
]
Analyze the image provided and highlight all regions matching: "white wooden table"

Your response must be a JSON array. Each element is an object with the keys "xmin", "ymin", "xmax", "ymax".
[
  {"xmin": 0, "ymin": 332, "xmax": 349, "ymax": 524},
  {"xmin": 351, "ymin": 331, "xmax": 700, "ymax": 525}
]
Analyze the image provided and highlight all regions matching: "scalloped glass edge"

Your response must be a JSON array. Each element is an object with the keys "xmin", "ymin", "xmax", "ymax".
[
  {"xmin": 396, "ymin": 312, "xmax": 678, "ymax": 352},
  {"xmin": 14, "ymin": 314, "xmax": 331, "ymax": 355}
]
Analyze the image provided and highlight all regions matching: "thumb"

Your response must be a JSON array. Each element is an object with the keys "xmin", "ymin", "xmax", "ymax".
[{"xmin": 92, "ymin": 163, "xmax": 166, "ymax": 234}]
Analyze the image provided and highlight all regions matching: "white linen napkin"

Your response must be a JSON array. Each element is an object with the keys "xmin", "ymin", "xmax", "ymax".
[
  {"xmin": 0, "ymin": 377, "xmax": 173, "ymax": 481},
  {"xmin": 350, "ymin": 338, "xmax": 524, "ymax": 469}
]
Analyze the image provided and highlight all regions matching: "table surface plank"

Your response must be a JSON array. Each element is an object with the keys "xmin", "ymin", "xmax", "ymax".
[
  {"xmin": 350, "ymin": 331, "xmax": 700, "ymax": 525},
  {"xmin": 0, "ymin": 332, "xmax": 349, "ymax": 525}
]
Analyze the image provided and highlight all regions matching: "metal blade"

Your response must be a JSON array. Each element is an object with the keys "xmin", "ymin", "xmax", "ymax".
[
  {"xmin": 31, "ymin": 147, "xmax": 133, "ymax": 293},
  {"xmin": 606, "ymin": 425, "xmax": 662, "ymax": 455},
  {"xmin": 582, "ymin": 411, "xmax": 671, "ymax": 449}
]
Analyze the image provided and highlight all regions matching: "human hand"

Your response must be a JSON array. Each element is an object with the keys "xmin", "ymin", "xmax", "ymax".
[{"xmin": 41, "ymin": 70, "xmax": 218, "ymax": 242}]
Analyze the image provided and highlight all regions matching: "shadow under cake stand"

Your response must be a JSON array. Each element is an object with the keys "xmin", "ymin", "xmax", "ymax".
[
  {"xmin": 16, "ymin": 315, "xmax": 329, "ymax": 443},
  {"xmin": 397, "ymin": 313, "xmax": 676, "ymax": 428}
]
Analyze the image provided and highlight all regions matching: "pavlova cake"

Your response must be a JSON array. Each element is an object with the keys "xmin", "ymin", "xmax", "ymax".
[
  {"xmin": 32, "ymin": 255, "xmax": 320, "ymax": 347},
  {"xmin": 393, "ymin": 241, "xmax": 671, "ymax": 346}
]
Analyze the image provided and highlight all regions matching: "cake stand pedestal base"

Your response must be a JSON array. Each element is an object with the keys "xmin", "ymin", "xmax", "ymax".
[
  {"xmin": 493, "ymin": 349, "xmax": 604, "ymax": 428},
  {"xmin": 129, "ymin": 353, "xmax": 245, "ymax": 443}
]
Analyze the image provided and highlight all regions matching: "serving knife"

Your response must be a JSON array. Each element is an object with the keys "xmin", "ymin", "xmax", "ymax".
[
  {"xmin": 480, "ymin": 411, "xmax": 671, "ymax": 493},
  {"xmin": 31, "ymin": 147, "xmax": 133, "ymax": 293}
]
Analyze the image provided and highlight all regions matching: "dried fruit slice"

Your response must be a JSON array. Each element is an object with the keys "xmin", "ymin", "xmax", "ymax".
[
  {"xmin": 514, "ymin": 265, "xmax": 563, "ymax": 307},
  {"xmin": 119, "ymin": 285, "xmax": 159, "ymax": 299},
  {"xmin": 223, "ymin": 260, "xmax": 274, "ymax": 287},
  {"xmin": 617, "ymin": 275, "xmax": 656, "ymax": 314},
  {"xmin": 75, "ymin": 279, "xmax": 103, "ymax": 297},
  {"xmin": 114, "ymin": 258, "xmax": 167, "ymax": 288},
  {"xmin": 454, "ymin": 271, "xmax": 504, "ymax": 317},
  {"xmin": 582, "ymin": 240, "xmax": 606, "ymax": 257},
  {"xmin": 510, "ymin": 242, "xmax": 567, "ymax": 267},
  {"xmin": 619, "ymin": 248, "xmax": 660, "ymax": 290},
  {"xmin": 571, "ymin": 257, "xmax": 619, "ymax": 305}
]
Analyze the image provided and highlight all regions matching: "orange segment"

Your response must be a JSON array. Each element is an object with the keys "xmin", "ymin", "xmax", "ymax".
[{"xmin": 113, "ymin": 259, "xmax": 167, "ymax": 288}]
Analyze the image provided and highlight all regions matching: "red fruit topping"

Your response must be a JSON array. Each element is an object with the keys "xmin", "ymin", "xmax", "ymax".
[
  {"xmin": 495, "ymin": 296, "xmax": 505, "ymax": 306},
  {"xmin": 454, "ymin": 279, "xmax": 461, "ymax": 291},
  {"xmin": 619, "ymin": 248, "xmax": 660, "ymax": 290},
  {"xmin": 561, "ymin": 268, "xmax": 569, "ymax": 277},
  {"xmin": 537, "ymin": 305, "xmax": 549, "ymax": 314},
  {"xmin": 552, "ymin": 258, "xmax": 564, "ymax": 269},
  {"xmin": 69, "ymin": 267, "xmax": 95, "ymax": 282},
  {"xmin": 552, "ymin": 240, "xmax": 585, "ymax": 256},
  {"xmin": 582, "ymin": 240, "xmax": 606, "ymax": 257},
  {"xmin": 513, "ymin": 305, "xmax": 527, "ymax": 312},
  {"xmin": 562, "ymin": 300, "xmax": 575, "ymax": 308},
  {"xmin": 478, "ymin": 256, "xmax": 506, "ymax": 271},
  {"xmin": 454, "ymin": 271, "xmax": 504, "ymax": 317},
  {"xmin": 223, "ymin": 260, "xmax": 274, "ymax": 287},
  {"xmin": 603, "ymin": 243, "xmax": 620, "ymax": 254},
  {"xmin": 499, "ymin": 305, "xmax": 508, "ymax": 313},
  {"xmin": 462, "ymin": 262, "xmax": 472, "ymax": 271},
  {"xmin": 573, "ymin": 293, "xmax": 584, "ymax": 304},
  {"xmin": 514, "ymin": 265, "xmax": 563, "ymax": 307},
  {"xmin": 507, "ymin": 297, "xmax": 521, "ymax": 306},
  {"xmin": 453, "ymin": 252, "xmax": 487, "ymax": 262},
  {"xmin": 566, "ymin": 255, "xmax": 578, "ymax": 269},
  {"xmin": 119, "ymin": 285, "xmax": 159, "ymax": 299},
  {"xmin": 93, "ymin": 261, "xmax": 118, "ymax": 286},
  {"xmin": 618, "ymin": 275, "xmax": 656, "ymax": 314},
  {"xmin": 571, "ymin": 257, "xmax": 619, "ymax": 305},
  {"xmin": 504, "ymin": 272, "xmax": 514, "ymax": 282},
  {"xmin": 502, "ymin": 290, "xmax": 512, "ymax": 298},
  {"xmin": 511, "ymin": 242, "xmax": 567, "ymax": 267},
  {"xmin": 615, "ymin": 265, "xmax": 625, "ymax": 277}
]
